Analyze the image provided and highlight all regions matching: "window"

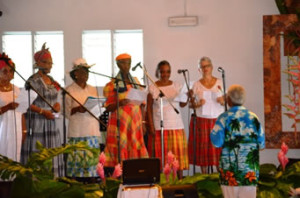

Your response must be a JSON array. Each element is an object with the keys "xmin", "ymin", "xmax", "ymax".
[
  {"xmin": 2, "ymin": 31, "xmax": 65, "ymax": 87},
  {"xmin": 2, "ymin": 32, "xmax": 33, "ymax": 88},
  {"xmin": 82, "ymin": 30, "xmax": 144, "ymax": 86}
]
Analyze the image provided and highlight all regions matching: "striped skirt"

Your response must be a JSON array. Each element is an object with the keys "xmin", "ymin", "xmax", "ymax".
[
  {"xmin": 67, "ymin": 136, "xmax": 100, "ymax": 177},
  {"xmin": 148, "ymin": 129, "xmax": 189, "ymax": 170},
  {"xmin": 21, "ymin": 113, "xmax": 64, "ymax": 177},
  {"xmin": 188, "ymin": 116, "xmax": 221, "ymax": 166}
]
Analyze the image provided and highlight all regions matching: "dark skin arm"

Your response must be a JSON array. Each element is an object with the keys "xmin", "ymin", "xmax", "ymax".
[
  {"xmin": 71, "ymin": 105, "xmax": 86, "ymax": 115},
  {"xmin": 105, "ymin": 99, "xmax": 130, "ymax": 112},
  {"xmin": 30, "ymin": 104, "xmax": 55, "ymax": 120},
  {"xmin": 0, "ymin": 102, "xmax": 19, "ymax": 114}
]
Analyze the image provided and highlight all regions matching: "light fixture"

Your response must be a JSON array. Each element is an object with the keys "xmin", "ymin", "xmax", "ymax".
[{"xmin": 168, "ymin": 0, "xmax": 198, "ymax": 27}]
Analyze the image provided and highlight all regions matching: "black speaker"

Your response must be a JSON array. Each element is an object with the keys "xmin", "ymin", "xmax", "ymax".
[
  {"xmin": 122, "ymin": 158, "xmax": 160, "ymax": 185},
  {"xmin": 162, "ymin": 184, "xmax": 199, "ymax": 198}
]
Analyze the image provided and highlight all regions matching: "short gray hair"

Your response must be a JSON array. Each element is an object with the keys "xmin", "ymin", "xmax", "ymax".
[
  {"xmin": 227, "ymin": 84, "xmax": 246, "ymax": 105},
  {"xmin": 199, "ymin": 56, "xmax": 212, "ymax": 65}
]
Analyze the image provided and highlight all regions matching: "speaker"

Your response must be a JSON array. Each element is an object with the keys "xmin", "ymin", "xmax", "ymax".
[
  {"xmin": 162, "ymin": 184, "xmax": 199, "ymax": 198},
  {"xmin": 122, "ymin": 158, "xmax": 160, "ymax": 185}
]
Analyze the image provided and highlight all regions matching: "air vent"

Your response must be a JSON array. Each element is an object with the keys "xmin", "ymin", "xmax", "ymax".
[{"xmin": 168, "ymin": 16, "xmax": 198, "ymax": 27}]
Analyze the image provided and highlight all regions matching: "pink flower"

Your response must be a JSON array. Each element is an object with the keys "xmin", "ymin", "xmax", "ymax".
[
  {"xmin": 281, "ymin": 142, "xmax": 289, "ymax": 155},
  {"xmin": 167, "ymin": 151, "xmax": 175, "ymax": 165},
  {"xmin": 172, "ymin": 159, "xmax": 179, "ymax": 179},
  {"xmin": 96, "ymin": 163, "xmax": 105, "ymax": 180},
  {"xmin": 98, "ymin": 152, "xmax": 106, "ymax": 165},
  {"xmin": 278, "ymin": 150, "xmax": 289, "ymax": 171},
  {"xmin": 163, "ymin": 163, "xmax": 171, "ymax": 182},
  {"xmin": 112, "ymin": 164, "xmax": 122, "ymax": 179}
]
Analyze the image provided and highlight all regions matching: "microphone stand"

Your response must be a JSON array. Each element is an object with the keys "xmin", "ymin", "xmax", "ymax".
[
  {"xmin": 219, "ymin": 69, "xmax": 227, "ymax": 111},
  {"xmin": 143, "ymin": 68, "xmax": 179, "ymax": 169},
  {"xmin": 89, "ymin": 70, "xmax": 146, "ymax": 164},
  {"xmin": 179, "ymin": 70, "xmax": 197, "ymax": 175},
  {"xmin": 7, "ymin": 65, "xmax": 57, "ymax": 158}
]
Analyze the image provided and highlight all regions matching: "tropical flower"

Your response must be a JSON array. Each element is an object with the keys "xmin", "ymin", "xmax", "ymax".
[
  {"xmin": 167, "ymin": 151, "xmax": 175, "ymax": 165},
  {"xmin": 245, "ymin": 171, "xmax": 257, "ymax": 183},
  {"xmin": 225, "ymin": 170, "xmax": 234, "ymax": 181},
  {"xmin": 281, "ymin": 142, "xmax": 289, "ymax": 155},
  {"xmin": 278, "ymin": 142, "xmax": 289, "ymax": 171},
  {"xmin": 112, "ymin": 164, "xmax": 122, "ymax": 179},
  {"xmin": 96, "ymin": 151, "xmax": 122, "ymax": 181},
  {"xmin": 96, "ymin": 163, "xmax": 105, "ymax": 180},
  {"xmin": 98, "ymin": 152, "xmax": 106, "ymax": 165},
  {"xmin": 163, "ymin": 163, "xmax": 171, "ymax": 182},
  {"xmin": 172, "ymin": 159, "xmax": 179, "ymax": 180},
  {"xmin": 228, "ymin": 177, "xmax": 238, "ymax": 186},
  {"xmin": 278, "ymin": 150, "xmax": 289, "ymax": 171}
]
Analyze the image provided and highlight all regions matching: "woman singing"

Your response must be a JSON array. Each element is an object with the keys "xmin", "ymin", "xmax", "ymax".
[{"xmin": 188, "ymin": 56, "xmax": 224, "ymax": 174}]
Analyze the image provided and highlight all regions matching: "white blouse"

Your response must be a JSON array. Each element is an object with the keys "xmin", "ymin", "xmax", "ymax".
[
  {"xmin": 0, "ymin": 86, "xmax": 22, "ymax": 162},
  {"xmin": 192, "ymin": 78, "xmax": 224, "ymax": 119},
  {"xmin": 149, "ymin": 82, "xmax": 185, "ymax": 130},
  {"xmin": 65, "ymin": 83, "xmax": 100, "ymax": 138}
]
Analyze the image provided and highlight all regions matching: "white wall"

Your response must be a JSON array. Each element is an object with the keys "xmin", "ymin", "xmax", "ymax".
[{"xmin": 0, "ymin": 0, "xmax": 299, "ymax": 169}]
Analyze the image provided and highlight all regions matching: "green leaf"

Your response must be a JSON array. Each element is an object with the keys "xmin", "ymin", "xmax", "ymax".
[
  {"xmin": 257, "ymin": 187, "xmax": 283, "ymax": 198},
  {"xmin": 196, "ymin": 180, "xmax": 222, "ymax": 196}
]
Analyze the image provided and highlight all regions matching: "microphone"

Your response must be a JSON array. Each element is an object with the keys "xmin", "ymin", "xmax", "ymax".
[
  {"xmin": 132, "ymin": 62, "xmax": 142, "ymax": 71},
  {"xmin": 217, "ymin": 67, "xmax": 224, "ymax": 72},
  {"xmin": 177, "ymin": 69, "xmax": 188, "ymax": 74}
]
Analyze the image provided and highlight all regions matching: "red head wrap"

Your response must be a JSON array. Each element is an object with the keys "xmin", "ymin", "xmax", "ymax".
[
  {"xmin": 0, "ymin": 53, "xmax": 14, "ymax": 70},
  {"xmin": 34, "ymin": 43, "xmax": 52, "ymax": 62}
]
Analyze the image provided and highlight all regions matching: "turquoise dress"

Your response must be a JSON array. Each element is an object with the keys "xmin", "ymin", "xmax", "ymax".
[{"xmin": 210, "ymin": 106, "xmax": 265, "ymax": 186}]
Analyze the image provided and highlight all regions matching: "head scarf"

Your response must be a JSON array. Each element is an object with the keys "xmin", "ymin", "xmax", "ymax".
[
  {"xmin": 34, "ymin": 43, "xmax": 52, "ymax": 62},
  {"xmin": 115, "ymin": 53, "xmax": 131, "ymax": 61},
  {"xmin": 0, "ymin": 53, "xmax": 14, "ymax": 70}
]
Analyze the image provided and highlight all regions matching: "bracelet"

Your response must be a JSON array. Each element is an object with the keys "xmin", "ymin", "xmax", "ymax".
[{"xmin": 39, "ymin": 108, "xmax": 43, "ymax": 114}]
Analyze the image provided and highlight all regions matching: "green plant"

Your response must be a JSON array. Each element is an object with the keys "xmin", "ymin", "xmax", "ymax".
[
  {"xmin": 282, "ymin": 57, "xmax": 300, "ymax": 141},
  {"xmin": 0, "ymin": 141, "xmax": 101, "ymax": 198},
  {"xmin": 258, "ymin": 162, "xmax": 300, "ymax": 198},
  {"xmin": 99, "ymin": 178, "xmax": 121, "ymax": 198}
]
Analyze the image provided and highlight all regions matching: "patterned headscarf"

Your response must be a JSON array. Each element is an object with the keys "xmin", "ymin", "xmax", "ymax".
[{"xmin": 34, "ymin": 42, "xmax": 52, "ymax": 62}]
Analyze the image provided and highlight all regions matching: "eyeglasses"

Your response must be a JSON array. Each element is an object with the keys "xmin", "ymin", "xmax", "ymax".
[{"xmin": 200, "ymin": 64, "xmax": 212, "ymax": 69}]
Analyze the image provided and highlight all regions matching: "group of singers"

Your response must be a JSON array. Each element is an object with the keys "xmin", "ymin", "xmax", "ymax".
[
  {"xmin": 0, "ymin": 44, "xmax": 224, "ymax": 178},
  {"xmin": 0, "ymin": 42, "xmax": 265, "ymax": 198}
]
